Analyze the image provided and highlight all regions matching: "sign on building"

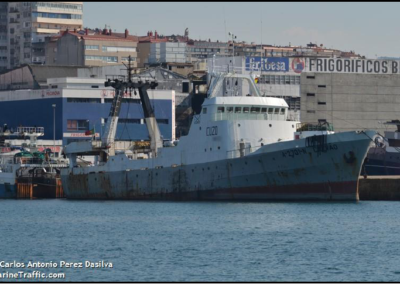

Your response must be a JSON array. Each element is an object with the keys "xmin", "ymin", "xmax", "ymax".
[
  {"xmin": 307, "ymin": 58, "xmax": 400, "ymax": 74},
  {"xmin": 245, "ymin": 57, "xmax": 289, "ymax": 72}
]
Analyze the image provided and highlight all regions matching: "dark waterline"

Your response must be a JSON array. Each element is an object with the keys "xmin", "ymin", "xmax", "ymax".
[{"xmin": 1, "ymin": 199, "xmax": 400, "ymax": 282}]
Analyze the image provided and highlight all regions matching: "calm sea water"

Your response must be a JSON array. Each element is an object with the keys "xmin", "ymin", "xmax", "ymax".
[{"xmin": 1, "ymin": 200, "xmax": 400, "ymax": 282}]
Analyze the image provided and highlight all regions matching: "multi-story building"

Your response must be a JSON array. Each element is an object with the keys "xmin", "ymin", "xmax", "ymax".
[
  {"xmin": 186, "ymin": 40, "xmax": 230, "ymax": 62},
  {"xmin": 138, "ymin": 31, "xmax": 188, "ymax": 67},
  {"xmin": 6, "ymin": 2, "xmax": 83, "ymax": 69},
  {"xmin": 148, "ymin": 41, "xmax": 187, "ymax": 65},
  {"xmin": 49, "ymin": 29, "xmax": 138, "ymax": 67},
  {"xmin": 0, "ymin": 2, "xmax": 7, "ymax": 71}
]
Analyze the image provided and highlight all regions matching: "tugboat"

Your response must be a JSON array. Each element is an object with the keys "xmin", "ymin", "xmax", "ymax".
[{"xmin": 61, "ymin": 57, "xmax": 376, "ymax": 201}]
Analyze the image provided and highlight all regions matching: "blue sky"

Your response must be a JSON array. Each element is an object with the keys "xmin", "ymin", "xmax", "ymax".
[{"xmin": 83, "ymin": 2, "xmax": 400, "ymax": 59}]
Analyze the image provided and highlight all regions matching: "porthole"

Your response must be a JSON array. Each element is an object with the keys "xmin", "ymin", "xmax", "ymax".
[
  {"xmin": 269, "ymin": 124, "xmax": 272, "ymax": 127},
  {"xmin": 238, "ymin": 124, "xmax": 241, "ymax": 127}
]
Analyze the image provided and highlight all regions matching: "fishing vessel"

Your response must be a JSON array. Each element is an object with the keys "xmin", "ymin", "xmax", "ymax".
[
  {"xmin": 361, "ymin": 120, "xmax": 400, "ymax": 176},
  {"xmin": 0, "ymin": 126, "xmax": 67, "ymax": 198},
  {"xmin": 61, "ymin": 59, "xmax": 376, "ymax": 201}
]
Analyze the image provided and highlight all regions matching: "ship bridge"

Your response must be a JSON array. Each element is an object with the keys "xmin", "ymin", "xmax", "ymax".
[{"xmin": 201, "ymin": 96, "xmax": 289, "ymax": 122}]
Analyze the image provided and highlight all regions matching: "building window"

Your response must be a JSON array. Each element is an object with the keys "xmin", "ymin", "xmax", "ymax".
[
  {"xmin": 104, "ymin": 98, "xmax": 140, "ymax": 104},
  {"xmin": 307, "ymin": 93, "xmax": 315, "ymax": 97},
  {"xmin": 318, "ymin": 102, "xmax": 326, "ymax": 105},
  {"xmin": 67, "ymin": 120, "xmax": 89, "ymax": 131},
  {"xmin": 118, "ymin": 118, "xmax": 140, "ymax": 124},
  {"xmin": 121, "ymin": 57, "xmax": 136, "ymax": 62},
  {"xmin": 67, "ymin": 98, "xmax": 101, "ymax": 103},
  {"xmin": 85, "ymin": 55, "xmax": 118, "ymax": 63},
  {"xmin": 85, "ymin": 45, "xmax": 99, "ymax": 50},
  {"xmin": 35, "ymin": 2, "xmax": 83, "ymax": 10},
  {"xmin": 156, "ymin": 119, "xmax": 169, "ymax": 124},
  {"xmin": 103, "ymin": 46, "xmax": 136, "ymax": 52},
  {"xmin": 318, "ymin": 119, "xmax": 327, "ymax": 123},
  {"xmin": 31, "ymin": 12, "xmax": 82, "ymax": 20}
]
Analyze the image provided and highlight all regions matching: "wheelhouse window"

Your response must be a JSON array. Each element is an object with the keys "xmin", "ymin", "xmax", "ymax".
[
  {"xmin": 202, "ymin": 108, "xmax": 207, "ymax": 114},
  {"xmin": 261, "ymin": 108, "xmax": 267, "ymax": 113},
  {"xmin": 217, "ymin": 107, "xmax": 225, "ymax": 113},
  {"xmin": 251, "ymin": 107, "xmax": 261, "ymax": 113},
  {"xmin": 235, "ymin": 107, "xmax": 241, "ymax": 113},
  {"xmin": 274, "ymin": 108, "xmax": 280, "ymax": 114},
  {"xmin": 280, "ymin": 108, "xmax": 285, "ymax": 114},
  {"xmin": 268, "ymin": 108, "xmax": 274, "ymax": 114},
  {"xmin": 243, "ymin": 107, "xmax": 250, "ymax": 113},
  {"xmin": 227, "ymin": 107, "xmax": 234, "ymax": 113}
]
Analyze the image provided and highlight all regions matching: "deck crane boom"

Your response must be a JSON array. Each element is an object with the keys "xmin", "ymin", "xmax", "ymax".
[{"xmin": 102, "ymin": 56, "xmax": 162, "ymax": 157}]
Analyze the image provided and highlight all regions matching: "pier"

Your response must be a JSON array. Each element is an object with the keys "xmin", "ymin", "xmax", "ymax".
[{"xmin": 359, "ymin": 176, "xmax": 400, "ymax": 200}]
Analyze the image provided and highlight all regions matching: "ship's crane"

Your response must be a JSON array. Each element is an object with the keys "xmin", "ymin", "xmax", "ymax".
[{"xmin": 102, "ymin": 56, "xmax": 163, "ymax": 158}]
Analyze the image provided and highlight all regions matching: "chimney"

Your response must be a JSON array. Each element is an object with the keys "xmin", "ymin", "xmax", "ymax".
[
  {"xmin": 85, "ymin": 28, "xmax": 88, "ymax": 35},
  {"xmin": 155, "ymin": 30, "xmax": 158, "ymax": 39},
  {"xmin": 109, "ymin": 29, "xmax": 112, "ymax": 36},
  {"xmin": 125, "ymin": 28, "xmax": 129, "ymax": 38},
  {"xmin": 74, "ymin": 28, "xmax": 77, "ymax": 33},
  {"xmin": 102, "ymin": 28, "xmax": 106, "ymax": 35}
]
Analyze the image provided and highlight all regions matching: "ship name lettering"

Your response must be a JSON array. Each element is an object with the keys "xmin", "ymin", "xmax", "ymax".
[{"xmin": 282, "ymin": 148, "xmax": 307, "ymax": 158}]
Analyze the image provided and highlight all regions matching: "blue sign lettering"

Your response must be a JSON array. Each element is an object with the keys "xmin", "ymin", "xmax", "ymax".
[{"xmin": 245, "ymin": 57, "xmax": 289, "ymax": 72}]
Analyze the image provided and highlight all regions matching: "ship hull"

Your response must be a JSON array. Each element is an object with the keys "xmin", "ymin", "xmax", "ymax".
[
  {"xmin": 62, "ymin": 131, "xmax": 374, "ymax": 201},
  {"xmin": 0, "ymin": 182, "xmax": 17, "ymax": 198},
  {"xmin": 361, "ymin": 147, "xmax": 400, "ymax": 176}
]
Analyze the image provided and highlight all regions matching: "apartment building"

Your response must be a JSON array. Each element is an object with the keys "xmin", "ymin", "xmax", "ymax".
[
  {"xmin": 6, "ymin": 2, "xmax": 83, "ymax": 69},
  {"xmin": 49, "ymin": 29, "xmax": 138, "ymax": 67},
  {"xmin": 0, "ymin": 3, "xmax": 7, "ymax": 71}
]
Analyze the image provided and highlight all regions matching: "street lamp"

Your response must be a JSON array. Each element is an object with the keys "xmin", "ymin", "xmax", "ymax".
[{"xmin": 52, "ymin": 104, "xmax": 56, "ymax": 151}]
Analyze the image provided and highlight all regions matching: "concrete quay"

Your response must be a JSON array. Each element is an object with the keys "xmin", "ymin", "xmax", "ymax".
[{"xmin": 359, "ymin": 176, "xmax": 400, "ymax": 200}]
